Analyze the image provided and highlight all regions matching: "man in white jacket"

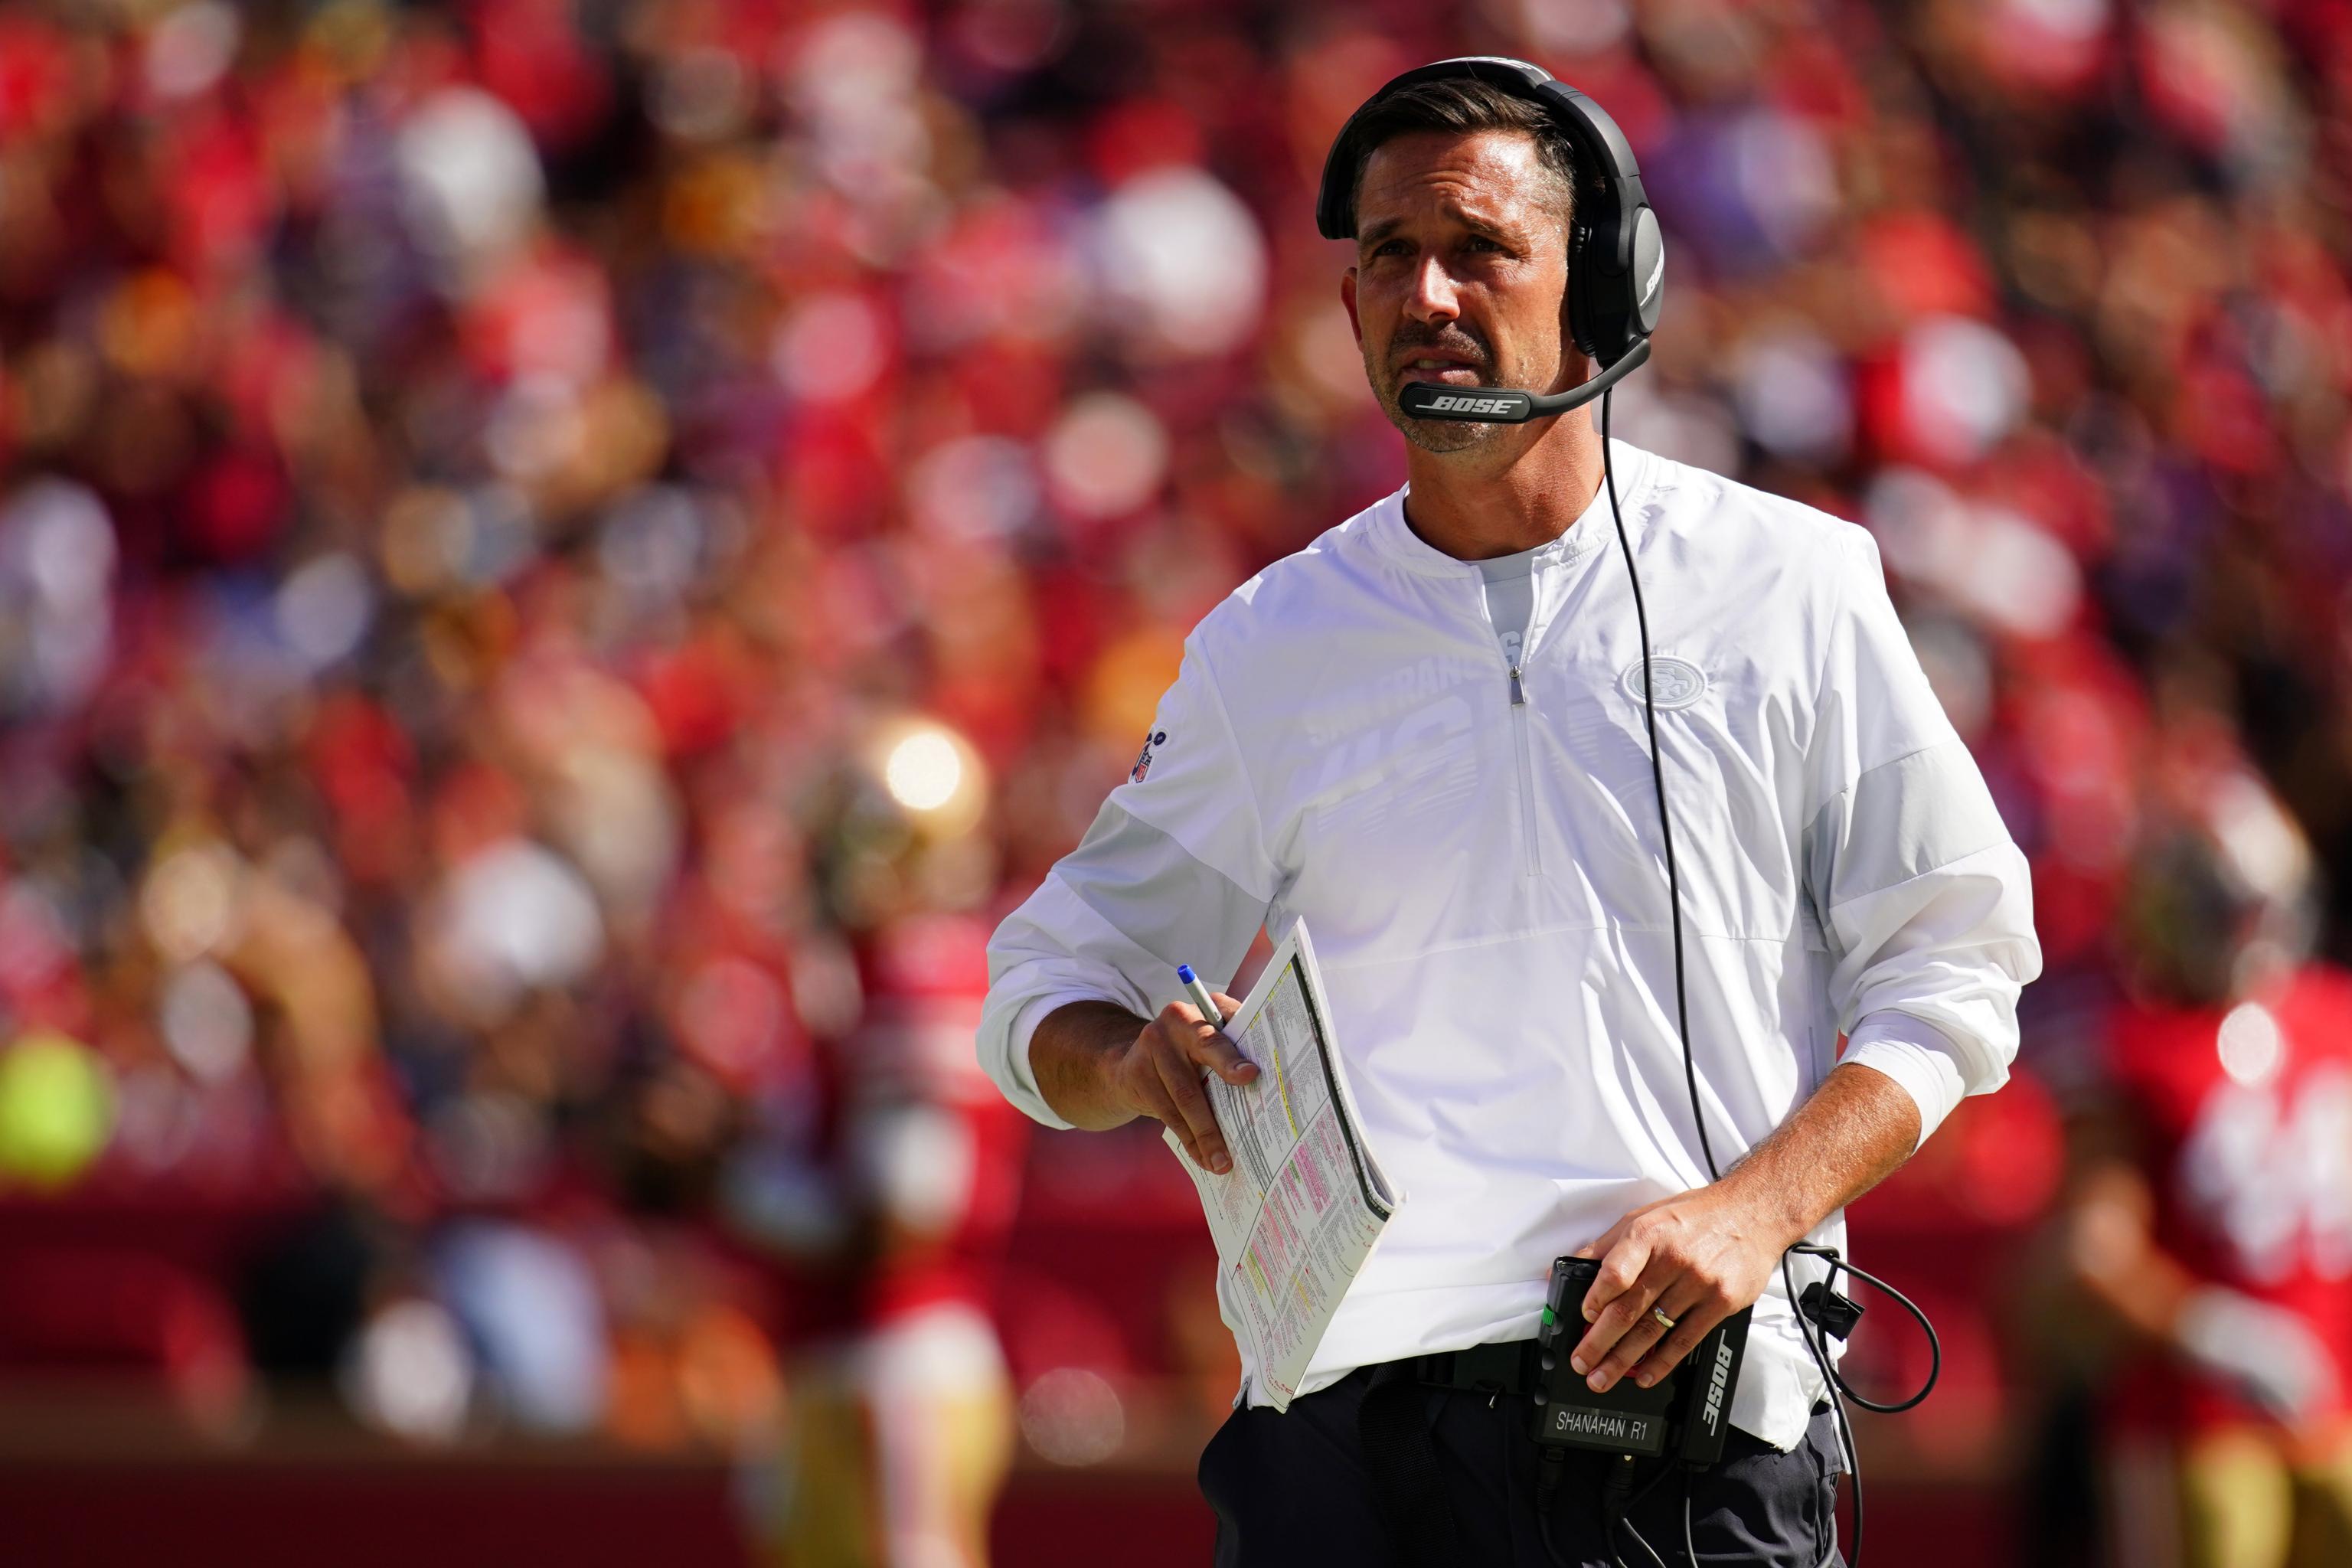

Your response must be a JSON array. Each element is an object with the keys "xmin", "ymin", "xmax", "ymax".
[{"xmin": 978, "ymin": 62, "xmax": 2040, "ymax": 1567}]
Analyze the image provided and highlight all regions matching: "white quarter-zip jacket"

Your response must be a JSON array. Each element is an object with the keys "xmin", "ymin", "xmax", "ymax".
[{"xmin": 977, "ymin": 440, "xmax": 2042, "ymax": 1451}]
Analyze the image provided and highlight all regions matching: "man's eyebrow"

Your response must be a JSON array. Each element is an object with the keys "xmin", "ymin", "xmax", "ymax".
[{"xmin": 1356, "ymin": 207, "xmax": 1522, "ymax": 252}]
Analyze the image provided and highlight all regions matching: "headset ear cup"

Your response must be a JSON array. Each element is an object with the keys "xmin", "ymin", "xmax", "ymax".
[
  {"xmin": 1628, "ymin": 205, "xmax": 1664, "ymax": 340},
  {"xmin": 1573, "ymin": 219, "xmax": 1633, "ymax": 366},
  {"xmin": 1568, "ymin": 222, "xmax": 1598, "ymax": 361}
]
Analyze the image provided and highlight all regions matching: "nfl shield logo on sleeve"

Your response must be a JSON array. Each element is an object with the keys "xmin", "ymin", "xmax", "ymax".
[{"xmin": 1131, "ymin": 730, "xmax": 1167, "ymax": 783}]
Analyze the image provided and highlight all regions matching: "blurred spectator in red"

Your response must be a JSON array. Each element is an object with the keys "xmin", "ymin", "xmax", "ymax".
[
  {"xmin": 728, "ymin": 910, "xmax": 1025, "ymax": 1567},
  {"xmin": 2061, "ymin": 733, "xmax": 2352, "ymax": 1568}
]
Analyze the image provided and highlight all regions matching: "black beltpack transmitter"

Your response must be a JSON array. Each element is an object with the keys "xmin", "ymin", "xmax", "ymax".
[{"xmin": 1531, "ymin": 1256, "xmax": 1753, "ymax": 1466}]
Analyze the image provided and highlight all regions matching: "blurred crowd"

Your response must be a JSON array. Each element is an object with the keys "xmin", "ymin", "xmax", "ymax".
[{"xmin": 7, "ymin": 0, "xmax": 2352, "ymax": 1556}]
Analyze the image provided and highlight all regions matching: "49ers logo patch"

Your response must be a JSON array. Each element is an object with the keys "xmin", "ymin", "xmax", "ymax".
[
  {"xmin": 1618, "ymin": 655, "xmax": 1709, "ymax": 711},
  {"xmin": 1131, "ymin": 729, "xmax": 1168, "ymax": 783}
]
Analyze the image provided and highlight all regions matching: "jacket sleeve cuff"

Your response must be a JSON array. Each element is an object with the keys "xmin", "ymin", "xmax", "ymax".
[
  {"xmin": 1001, "ymin": 989, "xmax": 1125, "ymax": 1132},
  {"xmin": 1839, "ymin": 1013, "xmax": 1971, "ymax": 1149}
]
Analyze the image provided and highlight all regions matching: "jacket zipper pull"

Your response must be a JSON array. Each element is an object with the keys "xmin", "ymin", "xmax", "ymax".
[{"xmin": 1509, "ymin": 665, "xmax": 1525, "ymax": 705}]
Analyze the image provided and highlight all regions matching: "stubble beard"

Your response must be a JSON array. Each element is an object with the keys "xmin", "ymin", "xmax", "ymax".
[
  {"xmin": 1387, "ymin": 390, "xmax": 1501, "ymax": 453},
  {"xmin": 1367, "ymin": 339, "xmax": 1560, "ymax": 456}
]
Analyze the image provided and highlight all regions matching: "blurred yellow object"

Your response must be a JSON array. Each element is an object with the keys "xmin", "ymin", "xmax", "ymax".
[
  {"xmin": 1083, "ymin": 623, "xmax": 1184, "ymax": 750},
  {"xmin": 0, "ymin": 1031, "xmax": 117, "ymax": 1189},
  {"xmin": 604, "ymin": 1331, "xmax": 694, "ymax": 1452},
  {"xmin": 662, "ymin": 150, "xmax": 771, "ymax": 258},
  {"xmin": 2108, "ymin": 1424, "xmax": 2352, "ymax": 1568},
  {"xmin": 885, "ymin": 729, "xmax": 966, "ymax": 813},
  {"xmin": 302, "ymin": 0, "xmax": 394, "ymax": 85},
  {"xmin": 765, "ymin": 1305, "xmax": 1014, "ymax": 1568},
  {"xmin": 602, "ymin": 1305, "xmax": 786, "ymax": 1455},
  {"xmin": 676, "ymin": 1302, "xmax": 786, "ymax": 1447},
  {"xmin": 870, "ymin": 718, "xmax": 990, "ymax": 839},
  {"xmin": 96, "ymin": 270, "xmax": 199, "ymax": 381}
]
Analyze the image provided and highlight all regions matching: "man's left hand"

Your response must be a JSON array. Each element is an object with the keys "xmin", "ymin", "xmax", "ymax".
[{"xmin": 1568, "ymin": 1180, "xmax": 1796, "ymax": 1393}]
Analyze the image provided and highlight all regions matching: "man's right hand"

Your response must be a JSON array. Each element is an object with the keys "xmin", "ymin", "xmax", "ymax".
[
  {"xmin": 1029, "ymin": 994, "xmax": 1260, "ymax": 1168},
  {"xmin": 1106, "ymin": 997, "xmax": 1258, "ymax": 1174}
]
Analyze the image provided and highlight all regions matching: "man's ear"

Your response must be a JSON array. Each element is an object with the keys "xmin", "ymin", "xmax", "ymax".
[{"xmin": 1341, "ymin": 268, "xmax": 1361, "ymax": 345}]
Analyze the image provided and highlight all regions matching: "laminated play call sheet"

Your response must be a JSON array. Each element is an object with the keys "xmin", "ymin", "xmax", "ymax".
[{"xmin": 1164, "ymin": 920, "xmax": 1399, "ymax": 1410}]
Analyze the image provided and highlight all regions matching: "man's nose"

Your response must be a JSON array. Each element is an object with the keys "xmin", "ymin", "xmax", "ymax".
[{"xmin": 1405, "ymin": 256, "xmax": 1461, "ymax": 324}]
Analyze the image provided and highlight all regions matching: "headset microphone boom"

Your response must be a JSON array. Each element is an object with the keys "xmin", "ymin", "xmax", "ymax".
[{"xmin": 1396, "ymin": 338, "xmax": 1651, "ymax": 424}]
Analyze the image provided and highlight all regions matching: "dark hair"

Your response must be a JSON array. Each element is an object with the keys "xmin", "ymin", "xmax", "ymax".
[{"xmin": 1343, "ymin": 78, "xmax": 1578, "ymax": 231}]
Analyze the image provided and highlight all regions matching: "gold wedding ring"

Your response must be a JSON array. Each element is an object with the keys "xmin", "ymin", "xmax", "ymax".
[{"xmin": 1651, "ymin": 1306, "xmax": 1677, "ymax": 1332}]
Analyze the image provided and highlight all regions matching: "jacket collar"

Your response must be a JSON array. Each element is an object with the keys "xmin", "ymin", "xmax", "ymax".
[{"xmin": 1366, "ymin": 439, "xmax": 1657, "ymax": 580}]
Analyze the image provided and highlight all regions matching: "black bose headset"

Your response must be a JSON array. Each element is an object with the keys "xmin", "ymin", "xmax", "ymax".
[
  {"xmin": 1316, "ymin": 57, "xmax": 1939, "ymax": 1568},
  {"xmin": 1315, "ymin": 55, "xmax": 1666, "ymax": 420}
]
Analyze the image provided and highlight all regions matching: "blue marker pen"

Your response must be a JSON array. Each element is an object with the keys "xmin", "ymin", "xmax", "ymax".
[{"xmin": 1175, "ymin": 964, "xmax": 1225, "ymax": 1028}]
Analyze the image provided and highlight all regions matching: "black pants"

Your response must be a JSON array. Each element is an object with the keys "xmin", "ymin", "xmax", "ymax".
[{"xmin": 1197, "ymin": 1365, "xmax": 1846, "ymax": 1567}]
